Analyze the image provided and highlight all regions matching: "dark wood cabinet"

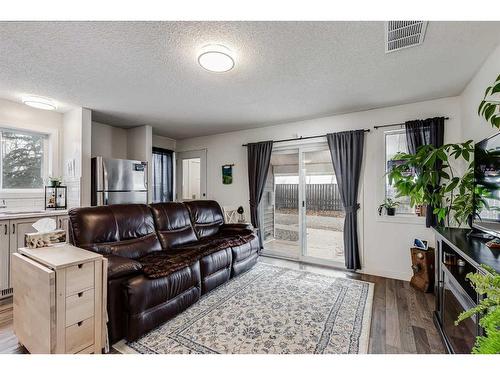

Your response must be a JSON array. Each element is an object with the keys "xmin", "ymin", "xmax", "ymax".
[{"xmin": 433, "ymin": 227, "xmax": 500, "ymax": 354}]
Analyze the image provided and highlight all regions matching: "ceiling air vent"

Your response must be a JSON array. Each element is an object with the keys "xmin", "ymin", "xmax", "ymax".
[{"xmin": 385, "ymin": 21, "xmax": 428, "ymax": 53}]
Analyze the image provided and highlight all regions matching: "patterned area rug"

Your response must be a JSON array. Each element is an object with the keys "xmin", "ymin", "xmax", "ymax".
[{"xmin": 114, "ymin": 262, "xmax": 374, "ymax": 354}]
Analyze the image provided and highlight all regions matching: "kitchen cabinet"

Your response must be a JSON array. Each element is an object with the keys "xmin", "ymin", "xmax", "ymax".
[
  {"xmin": 0, "ymin": 213, "xmax": 69, "ymax": 299},
  {"xmin": 0, "ymin": 219, "xmax": 9, "ymax": 298},
  {"xmin": 9, "ymin": 217, "xmax": 56, "ymax": 285}
]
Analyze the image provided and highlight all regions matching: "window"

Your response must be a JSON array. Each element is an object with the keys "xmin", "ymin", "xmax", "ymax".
[
  {"xmin": 152, "ymin": 147, "xmax": 173, "ymax": 202},
  {"xmin": 384, "ymin": 129, "xmax": 414, "ymax": 214},
  {"xmin": 0, "ymin": 129, "xmax": 48, "ymax": 190}
]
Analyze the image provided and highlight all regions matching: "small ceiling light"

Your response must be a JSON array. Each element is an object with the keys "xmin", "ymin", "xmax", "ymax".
[
  {"xmin": 198, "ymin": 44, "xmax": 235, "ymax": 73},
  {"xmin": 22, "ymin": 96, "xmax": 57, "ymax": 110}
]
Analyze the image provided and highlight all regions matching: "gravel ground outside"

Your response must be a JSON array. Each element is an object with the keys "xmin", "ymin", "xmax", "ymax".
[{"xmin": 273, "ymin": 212, "xmax": 344, "ymax": 241}]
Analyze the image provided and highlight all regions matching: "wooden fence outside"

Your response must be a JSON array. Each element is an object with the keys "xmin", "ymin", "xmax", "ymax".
[{"xmin": 275, "ymin": 183, "xmax": 344, "ymax": 211}]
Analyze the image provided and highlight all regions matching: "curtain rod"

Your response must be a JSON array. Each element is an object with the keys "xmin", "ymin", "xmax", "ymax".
[
  {"xmin": 373, "ymin": 117, "xmax": 449, "ymax": 130},
  {"xmin": 241, "ymin": 129, "xmax": 370, "ymax": 147}
]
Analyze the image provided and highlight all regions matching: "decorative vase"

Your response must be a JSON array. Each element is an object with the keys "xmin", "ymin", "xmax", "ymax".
[{"xmin": 416, "ymin": 205, "xmax": 427, "ymax": 217}]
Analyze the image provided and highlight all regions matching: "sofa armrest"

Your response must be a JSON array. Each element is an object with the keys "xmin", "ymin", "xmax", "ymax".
[
  {"xmin": 104, "ymin": 254, "xmax": 143, "ymax": 280},
  {"xmin": 219, "ymin": 223, "xmax": 254, "ymax": 236}
]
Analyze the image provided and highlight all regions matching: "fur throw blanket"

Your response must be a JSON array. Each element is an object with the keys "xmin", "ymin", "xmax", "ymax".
[{"xmin": 140, "ymin": 233, "xmax": 256, "ymax": 279}]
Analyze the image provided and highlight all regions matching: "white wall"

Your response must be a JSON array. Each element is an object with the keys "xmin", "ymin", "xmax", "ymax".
[
  {"xmin": 0, "ymin": 98, "xmax": 63, "ymax": 209},
  {"xmin": 460, "ymin": 44, "xmax": 500, "ymax": 143},
  {"xmin": 91, "ymin": 121, "xmax": 128, "ymax": 159},
  {"xmin": 127, "ymin": 125, "xmax": 153, "ymax": 202},
  {"xmin": 62, "ymin": 107, "xmax": 92, "ymax": 208},
  {"xmin": 153, "ymin": 134, "xmax": 176, "ymax": 151},
  {"xmin": 177, "ymin": 96, "xmax": 462, "ymax": 280}
]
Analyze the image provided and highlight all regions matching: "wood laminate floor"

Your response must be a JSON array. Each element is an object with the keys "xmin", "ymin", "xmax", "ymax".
[{"xmin": 0, "ymin": 256, "xmax": 446, "ymax": 354}]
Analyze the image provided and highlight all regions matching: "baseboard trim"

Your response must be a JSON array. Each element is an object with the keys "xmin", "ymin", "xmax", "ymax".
[{"xmin": 359, "ymin": 267, "xmax": 411, "ymax": 281}]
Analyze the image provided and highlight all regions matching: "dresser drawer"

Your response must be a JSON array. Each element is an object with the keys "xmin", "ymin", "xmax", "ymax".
[
  {"xmin": 66, "ymin": 288, "xmax": 95, "ymax": 327},
  {"xmin": 66, "ymin": 317, "xmax": 94, "ymax": 353},
  {"xmin": 66, "ymin": 262, "xmax": 94, "ymax": 296}
]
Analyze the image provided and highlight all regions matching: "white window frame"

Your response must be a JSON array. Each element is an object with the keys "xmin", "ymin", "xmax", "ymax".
[
  {"xmin": 378, "ymin": 128, "xmax": 425, "ymax": 224},
  {"xmin": 0, "ymin": 127, "xmax": 50, "ymax": 195}
]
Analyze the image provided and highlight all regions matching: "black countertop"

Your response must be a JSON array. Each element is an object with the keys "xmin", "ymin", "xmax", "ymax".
[{"xmin": 433, "ymin": 227, "xmax": 500, "ymax": 274}]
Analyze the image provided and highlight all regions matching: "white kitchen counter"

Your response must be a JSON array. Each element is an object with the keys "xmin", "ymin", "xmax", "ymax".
[{"xmin": 0, "ymin": 209, "xmax": 68, "ymax": 220}]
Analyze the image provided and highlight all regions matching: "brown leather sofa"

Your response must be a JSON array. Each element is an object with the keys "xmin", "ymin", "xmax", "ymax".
[{"xmin": 68, "ymin": 200, "xmax": 260, "ymax": 343}]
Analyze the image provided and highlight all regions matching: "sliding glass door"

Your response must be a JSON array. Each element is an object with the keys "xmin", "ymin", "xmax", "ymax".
[
  {"xmin": 261, "ymin": 143, "xmax": 345, "ymax": 267},
  {"xmin": 301, "ymin": 148, "xmax": 344, "ymax": 264},
  {"xmin": 259, "ymin": 149, "xmax": 301, "ymax": 260}
]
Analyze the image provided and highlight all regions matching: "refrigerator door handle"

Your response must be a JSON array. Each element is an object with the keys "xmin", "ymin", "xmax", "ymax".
[{"xmin": 103, "ymin": 160, "xmax": 109, "ymax": 192}]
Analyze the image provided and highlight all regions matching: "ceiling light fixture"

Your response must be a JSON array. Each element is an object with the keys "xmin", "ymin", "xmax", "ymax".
[
  {"xmin": 198, "ymin": 44, "xmax": 235, "ymax": 73},
  {"xmin": 22, "ymin": 96, "xmax": 57, "ymax": 110}
]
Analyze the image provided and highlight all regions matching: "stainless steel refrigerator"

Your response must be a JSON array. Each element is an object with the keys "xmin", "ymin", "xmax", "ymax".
[{"xmin": 91, "ymin": 157, "xmax": 148, "ymax": 205}]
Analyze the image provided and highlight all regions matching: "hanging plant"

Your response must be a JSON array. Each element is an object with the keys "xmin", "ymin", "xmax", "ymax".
[{"xmin": 478, "ymin": 74, "xmax": 500, "ymax": 128}]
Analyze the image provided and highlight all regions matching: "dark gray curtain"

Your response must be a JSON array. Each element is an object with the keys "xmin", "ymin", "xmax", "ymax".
[
  {"xmin": 152, "ymin": 147, "xmax": 173, "ymax": 202},
  {"xmin": 247, "ymin": 141, "xmax": 273, "ymax": 248},
  {"xmin": 405, "ymin": 117, "xmax": 445, "ymax": 227},
  {"xmin": 327, "ymin": 130, "xmax": 365, "ymax": 271}
]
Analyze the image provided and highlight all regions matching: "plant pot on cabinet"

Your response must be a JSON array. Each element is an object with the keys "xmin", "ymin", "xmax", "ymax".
[{"xmin": 386, "ymin": 207, "xmax": 396, "ymax": 216}]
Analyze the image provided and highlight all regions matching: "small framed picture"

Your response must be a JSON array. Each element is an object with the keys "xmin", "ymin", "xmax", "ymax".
[{"xmin": 413, "ymin": 239, "xmax": 428, "ymax": 250}]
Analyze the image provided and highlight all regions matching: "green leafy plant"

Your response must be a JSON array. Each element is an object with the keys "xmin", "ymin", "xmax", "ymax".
[
  {"xmin": 387, "ymin": 141, "xmax": 477, "ymax": 227},
  {"xmin": 478, "ymin": 74, "xmax": 500, "ymax": 128},
  {"xmin": 377, "ymin": 198, "xmax": 399, "ymax": 215},
  {"xmin": 455, "ymin": 265, "xmax": 500, "ymax": 354},
  {"xmin": 48, "ymin": 176, "xmax": 62, "ymax": 187}
]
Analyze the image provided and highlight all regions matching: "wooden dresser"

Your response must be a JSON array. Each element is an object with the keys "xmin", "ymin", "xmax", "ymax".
[{"xmin": 11, "ymin": 244, "xmax": 107, "ymax": 354}]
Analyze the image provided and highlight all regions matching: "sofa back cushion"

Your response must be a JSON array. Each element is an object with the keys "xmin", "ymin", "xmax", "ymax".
[
  {"xmin": 184, "ymin": 200, "xmax": 224, "ymax": 239},
  {"xmin": 149, "ymin": 202, "xmax": 198, "ymax": 250},
  {"xmin": 69, "ymin": 204, "xmax": 162, "ymax": 259}
]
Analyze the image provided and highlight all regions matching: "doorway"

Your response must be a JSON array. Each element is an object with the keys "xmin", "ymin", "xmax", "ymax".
[
  {"xmin": 260, "ymin": 143, "xmax": 346, "ymax": 267},
  {"xmin": 176, "ymin": 149, "xmax": 207, "ymax": 201}
]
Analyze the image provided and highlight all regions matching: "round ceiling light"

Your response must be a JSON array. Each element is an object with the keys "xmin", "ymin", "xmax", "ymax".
[
  {"xmin": 22, "ymin": 96, "xmax": 57, "ymax": 110},
  {"xmin": 198, "ymin": 44, "xmax": 235, "ymax": 73}
]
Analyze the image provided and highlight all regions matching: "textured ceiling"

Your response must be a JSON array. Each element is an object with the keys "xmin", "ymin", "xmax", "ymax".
[{"xmin": 1, "ymin": 21, "xmax": 500, "ymax": 139}]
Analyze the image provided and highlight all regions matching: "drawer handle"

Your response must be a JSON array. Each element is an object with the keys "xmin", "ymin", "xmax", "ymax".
[
  {"xmin": 77, "ymin": 321, "xmax": 83, "ymax": 327},
  {"xmin": 78, "ymin": 292, "xmax": 83, "ymax": 298},
  {"xmin": 78, "ymin": 264, "xmax": 83, "ymax": 269}
]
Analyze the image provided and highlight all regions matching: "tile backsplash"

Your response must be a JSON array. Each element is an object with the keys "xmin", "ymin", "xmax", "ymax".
[{"xmin": 0, "ymin": 196, "xmax": 45, "ymax": 210}]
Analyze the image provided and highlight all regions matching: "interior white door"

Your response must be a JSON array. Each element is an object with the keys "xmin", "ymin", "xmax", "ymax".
[{"xmin": 176, "ymin": 149, "xmax": 207, "ymax": 201}]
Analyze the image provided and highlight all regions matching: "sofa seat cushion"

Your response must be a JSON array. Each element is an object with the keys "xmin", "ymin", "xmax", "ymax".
[
  {"xmin": 218, "ymin": 223, "xmax": 254, "ymax": 237},
  {"xmin": 140, "ymin": 233, "xmax": 255, "ymax": 279},
  {"xmin": 105, "ymin": 254, "xmax": 143, "ymax": 280}
]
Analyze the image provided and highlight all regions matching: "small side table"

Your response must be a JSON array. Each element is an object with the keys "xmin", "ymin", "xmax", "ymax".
[
  {"xmin": 12, "ymin": 244, "xmax": 107, "ymax": 354},
  {"xmin": 410, "ymin": 247, "xmax": 435, "ymax": 293}
]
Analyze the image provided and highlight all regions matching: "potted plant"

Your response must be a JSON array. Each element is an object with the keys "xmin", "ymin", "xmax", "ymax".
[
  {"xmin": 48, "ymin": 176, "xmax": 62, "ymax": 187},
  {"xmin": 378, "ymin": 198, "xmax": 399, "ymax": 216},
  {"xmin": 387, "ymin": 141, "xmax": 480, "ymax": 227},
  {"xmin": 455, "ymin": 265, "xmax": 500, "ymax": 354},
  {"xmin": 478, "ymin": 73, "xmax": 500, "ymax": 129}
]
